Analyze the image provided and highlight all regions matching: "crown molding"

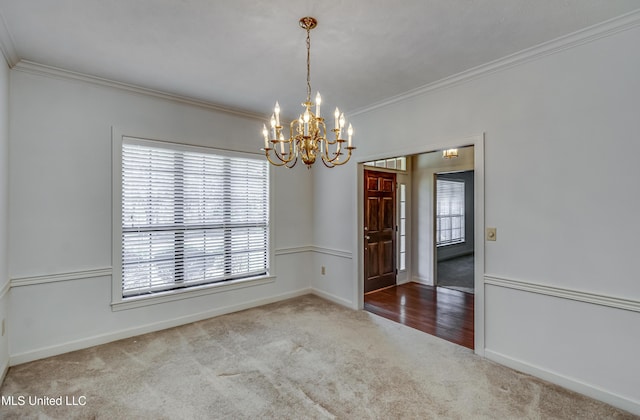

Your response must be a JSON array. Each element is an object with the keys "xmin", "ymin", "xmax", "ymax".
[
  {"xmin": 0, "ymin": 11, "xmax": 18, "ymax": 67},
  {"xmin": 12, "ymin": 60, "xmax": 266, "ymax": 121},
  {"xmin": 350, "ymin": 8, "xmax": 640, "ymax": 116}
]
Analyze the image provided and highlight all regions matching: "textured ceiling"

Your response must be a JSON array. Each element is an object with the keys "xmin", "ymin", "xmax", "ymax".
[{"xmin": 0, "ymin": 1, "xmax": 638, "ymax": 118}]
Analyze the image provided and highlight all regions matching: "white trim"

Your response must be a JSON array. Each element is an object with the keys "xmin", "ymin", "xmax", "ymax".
[
  {"xmin": 484, "ymin": 275, "xmax": 640, "ymax": 313},
  {"xmin": 123, "ymin": 135, "xmax": 264, "ymax": 158},
  {"xmin": 12, "ymin": 61, "xmax": 264, "ymax": 120},
  {"xmin": 0, "ymin": 11, "xmax": 18, "ymax": 67},
  {"xmin": 484, "ymin": 349, "xmax": 640, "ymax": 416},
  {"xmin": 10, "ymin": 288, "xmax": 312, "ymax": 366},
  {"xmin": 10, "ymin": 268, "xmax": 112, "ymax": 288},
  {"xmin": 0, "ymin": 359, "xmax": 8, "ymax": 387},
  {"xmin": 0, "ymin": 279, "xmax": 10, "ymax": 299},
  {"xmin": 473, "ymin": 137, "xmax": 486, "ymax": 357},
  {"xmin": 112, "ymin": 128, "xmax": 124, "ymax": 307},
  {"xmin": 311, "ymin": 288, "xmax": 353, "ymax": 308},
  {"xmin": 311, "ymin": 246, "xmax": 353, "ymax": 259},
  {"xmin": 349, "ymin": 9, "xmax": 640, "ymax": 116},
  {"xmin": 412, "ymin": 277, "xmax": 433, "ymax": 286},
  {"xmin": 277, "ymin": 245, "xmax": 353, "ymax": 259},
  {"xmin": 356, "ymin": 135, "xmax": 480, "ymax": 167},
  {"xmin": 275, "ymin": 246, "xmax": 315, "ymax": 256},
  {"xmin": 111, "ymin": 275, "xmax": 276, "ymax": 311},
  {"xmin": 4, "ymin": 9, "xmax": 639, "ymax": 120}
]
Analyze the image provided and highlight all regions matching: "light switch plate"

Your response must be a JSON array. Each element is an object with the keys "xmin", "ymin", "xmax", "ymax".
[{"xmin": 486, "ymin": 227, "xmax": 497, "ymax": 241}]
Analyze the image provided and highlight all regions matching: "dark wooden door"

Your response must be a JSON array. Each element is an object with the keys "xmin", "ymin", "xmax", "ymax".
[{"xmin": 364, "ymin": 170, "xmax": 396, "ymax": 293}]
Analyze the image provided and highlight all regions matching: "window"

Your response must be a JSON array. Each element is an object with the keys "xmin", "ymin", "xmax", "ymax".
[
  {"xmin": 119, "ymin": 137, "xmax": 269, "ymax": 298},
  {"xmin": 364, "ymin": 157, "xmax": 406, "ymax": 171},
  {"xmin": 436, "ymin": 179, "xmax": 465, "ymax": 246},
  {"xmin": 398, "ymin": 183, "xmax": 406, "ymax": 270}
]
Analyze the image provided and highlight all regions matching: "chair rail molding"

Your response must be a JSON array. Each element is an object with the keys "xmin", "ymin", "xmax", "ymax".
[
  {"xmin": 10, "ymin": 267, "xmax": 113, "ymax": 288},
  {"xmin": 0, "ymin": 279, "xmax": 9, "ymax": 300},
  {"xmin": 484, "ymin": 275, "xmax": 640, "ymax": 313}
]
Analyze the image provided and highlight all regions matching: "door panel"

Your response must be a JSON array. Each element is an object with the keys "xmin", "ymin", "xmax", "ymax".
[
  {"xmin": 381, "ymin": 178, "xmax": 394, "ymax": 192},
  {"xmin": 367, "ymin": 198, "xmax": 380, "ymax": 232},
  {"xmin": 382, "ymin": 197, "xmax": 394, "ymax": 229},
  {"xmin": 368, "ymin": 243, "xmax": 380, "ymax": 277},
  {"xmin": 364, "ymin": 170, "xmax": 397, "ymax": 293},
  {"xmin": 382, "ymin": 240, "xmax": 394, "ymax": 274}
]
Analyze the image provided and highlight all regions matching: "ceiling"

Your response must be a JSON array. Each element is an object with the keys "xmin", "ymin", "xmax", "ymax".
[{"xmin": 0, "ymin": 1, "xmax": 638, "ymax": 119}]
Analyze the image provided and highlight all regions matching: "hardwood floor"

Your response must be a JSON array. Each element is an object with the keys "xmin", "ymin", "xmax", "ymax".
[{"xmin": 364, "ymin": 282, "xmax": 474, "ymax": 349}]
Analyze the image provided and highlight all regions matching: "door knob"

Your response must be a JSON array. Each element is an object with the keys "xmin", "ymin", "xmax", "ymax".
[{"xmin": 365, "ymin": 235, "xmax": 370, "ymax": 240}]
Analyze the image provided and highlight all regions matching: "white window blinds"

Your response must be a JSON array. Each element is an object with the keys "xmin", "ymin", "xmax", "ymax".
[
  {"xmin": 121, "ymin": 138, "xmax": 269, "ymax": 297},
  {"xmin": 436, "ymin": 179, "xmax": 465, "ymax": 246}
]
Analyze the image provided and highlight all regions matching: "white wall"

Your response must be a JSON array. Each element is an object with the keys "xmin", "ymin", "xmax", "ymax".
[
  {"xmin": 310, "ymin": 158, "xmax": 358, "ymax": 306},
  {"xmin": 0, "ymin": 55, "xmax": 9, "ymax": 379},
  {"xmin": 8, "ymin": 67, "xmax": 314, "ymax": 362},
  {"xmin": 313, "ymin": 20, "xmax": 640, "ymax": 414}
]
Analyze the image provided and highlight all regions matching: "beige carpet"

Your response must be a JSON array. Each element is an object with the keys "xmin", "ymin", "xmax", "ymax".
[{"xmin": 0, "ymin": 295, "xmax": 635, "ymax": 419}]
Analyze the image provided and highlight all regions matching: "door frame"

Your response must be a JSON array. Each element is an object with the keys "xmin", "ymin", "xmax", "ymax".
[
  {"xmin": 434, "ymin": 169, "xmax": 475, "ymax": 289},
  {"xmin": 355, "ymin": 133, "xmax": 485, "ymax": 356}
]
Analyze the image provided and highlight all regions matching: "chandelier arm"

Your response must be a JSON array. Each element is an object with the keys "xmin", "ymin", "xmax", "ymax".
[
  {"xmin": 323, "ymin": 147, "xmax": 354, "ymax": 166},
  {"xmin": 323, "ymin": 141, "xmax": 344, "ymax": 163},
  {"xmin": 268, "ymin": 150, "xmax": 298, "ymax": 168},
  {"xmin": 320, "ymin": 154, "xmax": 336, "ymax": 168},
  {"xmin": 271, "ymin": 139, "xmax": 296, "ymax": 164},
  {"xmin": 266, "ymin": 138, "xmax": 297, "ymax": 166},
  {"xmin": 265, "ymin": 151, "xmax": 291, "ymax": 167},
  {"xmin": 319, "ymin": 138, "xmax": 328, "ymax": 162},
  {"xmin": 285, "ymin": 154, "xmax": 298, "ymax": 168},
  {"xmin": 324, "ymin": 128, "xmax": 341, "ymax": 145}
]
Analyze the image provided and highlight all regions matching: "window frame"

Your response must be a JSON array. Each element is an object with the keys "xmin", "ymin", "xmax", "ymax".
[{"xmin": 111, "ymin": 130, "xmax": 275, "ymax": 311}]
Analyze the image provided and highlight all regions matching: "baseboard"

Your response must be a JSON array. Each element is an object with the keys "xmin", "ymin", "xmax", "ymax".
[
  {"xmin": 484, "ymin": 349, "xmax": 640, "ymax": 416},
  {"xmin": 412, "ymin": 277, "xmax": 433, "ymax": 286},
  {"xmin": 310, "ymin": 288, "xmax": 353, "ymax": 308},
  {"xmin": 0, "ymin": 358, "xmax": 8, "ymax": 386},
  {"xmin": 10, "ymin": 288, "xmax": 312, "ymax": 366}
]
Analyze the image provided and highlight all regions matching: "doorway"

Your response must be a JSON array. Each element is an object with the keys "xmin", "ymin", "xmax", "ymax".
[
  {"xmin": 360, "ymin": 140, "xmax": 484, "ymax": 353},
  {"xmin": 435, "ymin": 171, "xmax": 475, "ymax": 294}
]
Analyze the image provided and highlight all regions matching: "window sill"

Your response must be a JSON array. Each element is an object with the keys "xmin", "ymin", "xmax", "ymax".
[{"xmin": 111, "ymin": 274, "xmax": 276, "ymax": 312}]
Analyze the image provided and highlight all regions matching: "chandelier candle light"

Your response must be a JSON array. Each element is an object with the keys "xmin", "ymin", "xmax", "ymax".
[{"xmin": 261, "ymin": 17, "xmax": 355, "ymax": 168}]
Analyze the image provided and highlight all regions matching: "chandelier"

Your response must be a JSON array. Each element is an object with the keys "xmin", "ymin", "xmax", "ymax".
[{"xmin": 261, "ymin": 17, "xmax": 355, "ymax": 168}]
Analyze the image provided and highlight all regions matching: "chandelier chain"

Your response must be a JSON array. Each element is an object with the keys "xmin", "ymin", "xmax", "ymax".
[{"xmin": 306, "ymin": 27, "xmax": 311, "ymax": 103}]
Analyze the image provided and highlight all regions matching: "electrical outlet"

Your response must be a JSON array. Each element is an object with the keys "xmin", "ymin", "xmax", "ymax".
[
  {"xmin": 486, "ymin": 227, "xmax": 497, "ymax": 241},
  {"xmin": 321, "ymin": 266, "xmax": 326, "ymax": 275}
]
